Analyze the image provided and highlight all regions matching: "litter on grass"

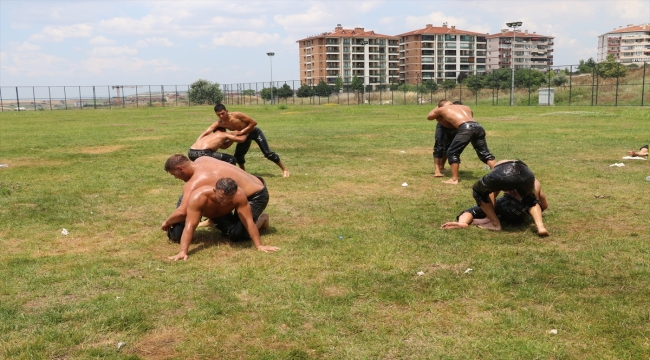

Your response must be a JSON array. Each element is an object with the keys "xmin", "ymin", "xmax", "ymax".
[
  {"xmin": 117, "ymin": 342, "xmax": 127, "ymax": 351},
  {"xmin": 417, "ymin": 271, "xmax": 424, "ymax": 276},
  {"xmin": 622, "ymin": 156, "xmax": 647, "ymax": 160},
  {"xmin": 0, "ymin": 164, "xmax": 8, "ymax": 168},
  {"xmin": 61, "ymin": 228, "xmax": 69, "ymax": 236},
  {"xmin": 548, "ymin": 329, "xmax": 558, "ymax": 335},
  {"xmin": 464, "ymin": 268, "xmax": 473, "ymax": 274},
  {"xmin": 609, "ymin": 163, "xmax": 625, "ymax": 167},
  {"xmin": 402, "ymin": 182, "xmax": 408, "ymax": 187}
]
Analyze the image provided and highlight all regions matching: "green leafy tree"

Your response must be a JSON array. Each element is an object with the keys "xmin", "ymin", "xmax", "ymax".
[
  {"xmin": 260, "ymin": 87, "xmax": 277, "ymax": 101},
  {"xmin": 389, "ymin": 83, "xmax": 399, "ymax": 91},
  {"xmin": 483, "ymin": 69, "xmax": 510, "ymax": 90},
  {"xmin": 441, "ymin": 79, "xmax": 457, "ymax": 91},
  {"xmin": 276, "ymin": 84, "xmax": 294, "ymax": 99},
  {"xmin": 188, "ymin": 79, "xmax": 224, "ymax": 105},
  {"xmin": 296, "ymin": 84, "xmax": 314, "ymax": 98},
  {"xmin": 314, "ymin": 80, "xmax": 332, "ymax": 97},
  {"xmin": 463, "ymin": 74, "xmax": 484, "ymax": 93},
  {"xmin": 577, "ymin": 57, "xmax": 596, "ymax": 74},
  {"xmin": 350, "ymin": 75, "xmax": 364, "ymax": 92},
  {"xmin": 242, "ymin": 89, "xmax": 256, "ymax": 96},
  {"xmin": 423, "ymin": 80, "xmax": 438, "ymax": 92},
  {"xmin": 334, "ymin": 77, "xmax": 343, "ymax": 92},
  {"xmin": 514, "ymin": 68, "xmax": 546, "ymax": 89},
  {"xmin": 551, "ymin": 73, "xmax": 569, "ymax": 88},
  {"xmin": 597, "ymin": 54, "xmax": 627, "ymax": 79}
]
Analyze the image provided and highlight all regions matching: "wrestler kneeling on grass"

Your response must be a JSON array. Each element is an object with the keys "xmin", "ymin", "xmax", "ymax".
[
  {"xmin": 441, "ymin": 178, "xmax": 548, "ymax": 231},
  {"xmin": 167, "ymin": 177, "xmax": 279, "ymax": 261}
]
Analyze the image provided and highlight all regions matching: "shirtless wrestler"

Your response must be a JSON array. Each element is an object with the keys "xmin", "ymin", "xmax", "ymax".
[{"xmin": 187, "ymin": 128, "xmax": 247, "ymax": 165}]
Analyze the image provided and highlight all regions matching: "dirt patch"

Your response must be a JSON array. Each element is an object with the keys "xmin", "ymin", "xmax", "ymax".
[
  {"xmin": 123, "ymin": 136, "xmax": 168, "ymax": 142},
  {"xmin": 320, "ymin": 286, "xmax": 348, "ymax": 297},
  {"xmin": 128, "ymin": 328, "xmax": 183, "ymax": 359},
  {"xmin": 78, "ymin": 145, "xmax": 126, "ymax": 154},
  {"xmin": 106, "ymin": 124, "xmax": 133, "ymax": 127},
  {"xmin": 3, "ymin": 158, "xmax": 68, "ymax": 168}
]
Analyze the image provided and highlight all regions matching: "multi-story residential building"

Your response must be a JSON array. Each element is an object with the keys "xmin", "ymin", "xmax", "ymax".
[
  {"xmin": 486, "ymin": 29, "xmax": 554, "ymax": 71},
  {"xmin": 597, "ymin": 23, "xmax": 650, "ymax": 63},
  {"xmin": 396, "ymin": 23, "xmax": 487, "ymax": 84},
  {"xmin": 296, "ymin": 25, "xmax": 400, "ymax": 88}
]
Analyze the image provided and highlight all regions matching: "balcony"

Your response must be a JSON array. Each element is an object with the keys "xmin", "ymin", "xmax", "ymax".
[{"xmin": 326, "ymin": 47, "xmax": 339, "ymax": 53}]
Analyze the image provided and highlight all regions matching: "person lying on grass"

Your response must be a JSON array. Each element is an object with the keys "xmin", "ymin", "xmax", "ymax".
[
  {"xmin": 441, "ymin": 178, "xmax": 548, "ymax": 231},
  {"xmin": 162, "ymin": 154, "xmax": 279, "ymax": 260},
  {"xmin": 468, "ymin": 160, "xmax": 549, "ymax": 237},
  {"xmin": 627, "ymin": 144, "xmax": 648, "ymax": 158}
]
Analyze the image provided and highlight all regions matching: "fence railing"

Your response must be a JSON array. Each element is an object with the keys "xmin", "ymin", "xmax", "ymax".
[{"xmin": 1, "ymin": 63, "xmax": 647, "ymax": 111}]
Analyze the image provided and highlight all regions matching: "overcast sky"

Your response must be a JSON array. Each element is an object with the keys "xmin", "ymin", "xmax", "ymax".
[{"xmin": 1, "ymin": 0, "xmax": 649, "ymax": 87}]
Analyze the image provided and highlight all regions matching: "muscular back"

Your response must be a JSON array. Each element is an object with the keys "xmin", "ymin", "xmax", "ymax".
[
  {"xmin": 191, "ymin": 131, "xmax": 232, "ymax": 151},
  {"xmin": 429, "ymin": 104, "xmax": 475, "ymax": 129},
  {"xmin": 184, "ymin": 157, "xmax": 264, "ymax": 198}
]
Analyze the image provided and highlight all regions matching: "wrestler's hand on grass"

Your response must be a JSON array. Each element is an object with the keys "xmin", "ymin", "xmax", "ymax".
[
  {"xmin": 257, "ymin": 245, "xmax": 280, "ymax": 253},
  {"xmin": 168, "ymin": 252, "xmax": 188, "ymax": 261},
  {"xmin": 161, "ymin": 221, "xmax": 171, "ymax": 232}
]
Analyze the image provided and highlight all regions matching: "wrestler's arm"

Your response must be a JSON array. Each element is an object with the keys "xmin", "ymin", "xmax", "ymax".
[
  {"xmin": 427, "ymin": 107, "xmax": 443, "ymax": 120},
  {"xmin": 197, "ymin": 121, "xmax": 223, "ymax": 140},
  {"xmin": 168, "ymin": 194, "xmax": 204, "ymax": 261},
  {"xmin": 234, "ymin": 194, "xmax": 279, "ymax": 253},
  {"xmin": 230, "ymin": 113, "xmax": 257, "ymax": 136},
  {"xmin": 161, "ymin": 184, "xmax": 193, "ymax": 231}
]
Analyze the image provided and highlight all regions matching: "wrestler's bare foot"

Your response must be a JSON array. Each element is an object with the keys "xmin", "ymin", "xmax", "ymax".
[
  {"xmin": 440, "ymin": 222, "xmax": 469, "ymax": 229},
  {"xmin": 537, "ymin": 227, "xmax": 549, "ymax": 237},
  {"xmin": 443, "ymin": 178, "xmax": 459, "ymax": 185},
  {"xmin": 283, "ymin": 170, "xmax": 290, "ymax": 178},
  {"xmin": 256, "ymin": 213, "xmax": 270, "ymax": 231},
  {"xmin": 433, "ymin": 172, "xmax": 445, "ymax": 177},
  {"xmin": 627, "ymin": 150, "xmax": 636, "ymax": 156},
  {"xmin": 198, "ymin": 218, "xmax": 213, "ymax": 228},
  {"xmin": 477, "ymin": 222, "xmax": 502, "ymax": 231}
]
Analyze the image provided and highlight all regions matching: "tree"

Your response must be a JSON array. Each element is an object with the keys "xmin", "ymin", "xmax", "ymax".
[
  {"xmin": 296, "ymin": 84, "xmax": 314, "ymax": 98},
  {"xmin": 483, "ymin": 69, "xmax": 510, "ymax": 90},
  {"xmin": 389, "ymin": 83, "xmax": 399, "ymax": 91},
  {"xmin": 260, "ymin": 87, "xmax": 277, "ymax": 101},
  {"xmin": 441, "ymin": 79, "xmax": 456, "ymax": 91},
  {"xmin": 314, "ymin": 80, "xmax": 332, "ymax": 97},
  {"xmin": 242, "ymin": 89, "xmax": 255, "ymax": 96},
  {"xmin": 597, "ymin": 54, "xmax": 627, "ymax": 79},
  {"xmin": 334, "ymin": 76, "xmax": 343, "ymax": 92},
  {"xmin": 551, "ymin": 73, "xmax": 569, "ymax": 88},
  {"xmin": 276, "ymin": 84, "xmax": 294, "ymax": 99},
  {"xmin": 577, "ymin": 57, "xmax": 596, "ymax": 74},
  {"xmin": 463, "ymin": 74, "xmax": 484, "ymax": 93},
  {"xmin": 423, "ymin": 79, "xmax": 438, "ymax": 92},
  {"xmin": 188, "ymin": 79, "xmax": 224, "ymax": 105},
  {"xmin": 514, "ymin": 68, "xmax": 546, "ymax": 89},
  {"xmin": 350, "ymin": 75, "xmax": 364, "ymax": 92}
]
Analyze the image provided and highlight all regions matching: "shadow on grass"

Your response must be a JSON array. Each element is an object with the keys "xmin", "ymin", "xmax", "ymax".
[{"xmin": 185, "ymin": 226, "xmax": 279, "ymax": 255}]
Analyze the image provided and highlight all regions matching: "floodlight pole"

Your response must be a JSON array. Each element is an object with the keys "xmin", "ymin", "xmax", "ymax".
[
  {"xmin": 361, "ymin": 40, "xmax": 369, "ymax": 104},
  {"xmin": 506, "ymin": 21, "xmax": 522, "ymax": 106},
  {"xmin": 267, "ymin": 52, "xmax": 275, "ymax": 104}
]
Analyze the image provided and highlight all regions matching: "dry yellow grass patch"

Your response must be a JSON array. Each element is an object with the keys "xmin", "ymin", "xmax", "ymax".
[
  {"xmin": 128, "ymin": 328, "xmax": 183, "ymax": 359},
  {"xmin": 4, "ymin": 158, "xmax": 68, "ymax": 167},
  {"xmin": 78, "ymin": 145, "xmax": 126, "ymax": 154}
]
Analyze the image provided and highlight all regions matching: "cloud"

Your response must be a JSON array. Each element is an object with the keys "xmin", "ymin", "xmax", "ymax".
[
  {"xmin": 98, "ymin": 15, "xmax": 209, "ymax": 38},
  {"xmin": 204, "ymin": 31, "xmax": 281, "ymax": 48},
  {"xmin": 81, "ymin": 56, "xmax": 185, "ymax": 75},
  {"xmin": 612, "ymin": 0, "xmax": 650, "ymax": 22},
  {"xmin": 89, "ymin": 46, "xmax": 138, "ymax": 57},
  {"xmin": 12, "ymin": 42, "xmax": 42, "ymax": 53},
  {"xmin": 2, "ymin": 51, "xmax": 71, "ymax": 77},
  {"xmin": 135, "ymin": 37, "xmax": 175, "ymax": 47},
  {"xmin": 29, "ymin": 23, "xmax": 93, "ymax": 42},
  {"xmin": 274, "ymin": 4, "xmax": 332, "ymax": 30},
  {"xmin": 88, "ymin": 36, "xmax": 116, "ymax": 46}
]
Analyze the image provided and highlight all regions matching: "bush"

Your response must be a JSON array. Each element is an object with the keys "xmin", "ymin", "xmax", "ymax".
[{"xmin": 188, "ymin": 79, "xmax": 224, "ymax": 105}]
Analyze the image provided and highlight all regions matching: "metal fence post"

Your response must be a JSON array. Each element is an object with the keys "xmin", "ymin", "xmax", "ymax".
[
  {"xmin": 93, "ymin": 86, "xmax": 96, "ymax": 109},
  {"xmin": 32, "ymin": 87, "xmax": 37, "ymax": 111},
  {"xmin": 459, "ymin": 83, "xmax": 462, "ymax": 103},
  {"xmin": 547, "ymin": 66, "xmax": 551, "ymax": 106},
  {"xmin": 642, "ymin": 62, "xmax": 647, "ymax": 106},
  {"xmin": 162, "ymin": 85, "xmax": 165, "ymax": 107},
  {"xmin": 615, "ymin": 62, "xmax": 620, "ymax": 106},
  {"xmin": 175, "ymin": 85, "xmax": 178, "ymax": 107},
  {"xmin": 149, "ymin": 85, "xmax": 152, "ymax": 106},
  {"xmin": 590, "ymin": 66, "xmax": 595, "ymax": 106},
  {"xmin": 16, "ymin": 87, "xmax": 20, "ymax": 111},
  {"xmin": 0, "ymin": 88, "xmax": 4, "ymax": 112},
  {"xmin": 569, "ymin": 65, "xmax": 573, "ymax": 106},
  {"xmin": 107, "ymin": 86, "xmax": 111, "ymax": 109},
  {"xmin": 79, "ymin": 86, "xmax": 82, "ymax": 110},
  {"xmin": 595, "ymin": 64, "xmax": 600, "ymax": 106},
  {"xmin": 136, "ymin": 86, "xmax": 139, "ymax": 107},
  {"xmin": 63, "ymin": 87, "xmax": 67, "ymax": 110}
]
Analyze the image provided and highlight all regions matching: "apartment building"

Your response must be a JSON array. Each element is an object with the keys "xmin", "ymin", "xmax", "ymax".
[
  {"xmin": 296, "ymin": 25, "xmax": 400, "ymax": 88},
  {"xmin": 486, "ymin": 29, "xmax": 554, "ymax": 71},
  {"xmin": 597, "ymin": 23, "xmax": 650, "ymax": 63},
  {"xmin": 396, "ymin": 24, "xmax": 487, "ymax": 84}
]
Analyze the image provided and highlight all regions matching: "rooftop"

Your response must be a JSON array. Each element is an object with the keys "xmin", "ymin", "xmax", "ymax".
[
  {"xmin": 296, "ymin": 25, "xmax": 397, "ymax": 42},
  {"xmin": 396, "ymin": 23, "xmax": 486, "ymax": 36}
]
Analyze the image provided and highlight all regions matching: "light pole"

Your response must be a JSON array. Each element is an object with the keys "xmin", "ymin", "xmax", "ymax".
[
  {"xmin": 266, "ymin": 52, "xmax": 275, "ymax": 104},
  {"xmin": 506, "ymin": 21, "xmax": 522, "ymax": 106},
  {"xmin": 361, "ymin": 40, "xmax": 369, "ymax": 104}
]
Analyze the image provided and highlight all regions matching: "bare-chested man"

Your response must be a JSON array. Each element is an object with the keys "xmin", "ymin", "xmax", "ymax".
[
  {"xmin": 197, "ymin": 104, "xmax": 290, "ymax": 177},
  {"xmin": 167, "ymin": 177, "xmax": 279, "ymax": 261},
  {"xmin": 441, "ymin": 179, "xmax": 548, "ymax": 230},
  {"xmin": 427, "ymin": 99, "xmax": 496, "ymax": 184},
  {"xmin": 161, "ymin": 154, "xmax": 279, "ymax": 259},
  {"xmin": 432, "ymin": 100, "xmax": 461, "ymax": 177},
  {"xmin": 470, "ymin": 159, "xmax": 548, "ymax": 236},
  {"xmin": 627, "ymin": 144, "xmax": 648, "ymax": 157},
  {"xmin": 187, "ymin": 128, "xmax": 247, "ymax": 165}
]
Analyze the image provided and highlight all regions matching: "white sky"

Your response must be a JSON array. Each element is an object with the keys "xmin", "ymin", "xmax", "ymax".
[{"xmin": 1, "ymin": 0, "xmax": 649, "ymax": 86}]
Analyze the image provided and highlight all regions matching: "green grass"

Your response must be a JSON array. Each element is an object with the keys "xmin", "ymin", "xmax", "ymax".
[{"xmin": 0, "ymin": 105, "xmax": 649, "ymax": 359}]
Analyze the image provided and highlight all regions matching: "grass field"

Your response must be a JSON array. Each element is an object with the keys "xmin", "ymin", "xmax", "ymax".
[{"xmin": 1, "ymin": 104, "xmax": 649, "ymax": 359}]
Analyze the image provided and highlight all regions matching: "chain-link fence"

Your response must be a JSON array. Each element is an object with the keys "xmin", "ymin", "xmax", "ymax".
[{"xmin": 1, "ymin": 63, "xmax": 648, "ymax": 111}]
